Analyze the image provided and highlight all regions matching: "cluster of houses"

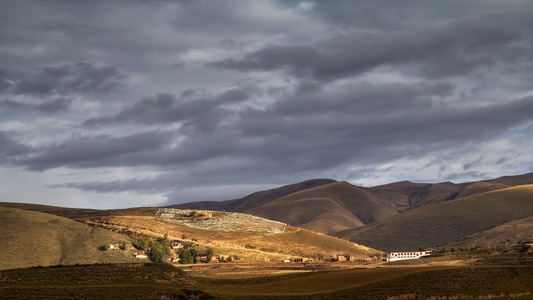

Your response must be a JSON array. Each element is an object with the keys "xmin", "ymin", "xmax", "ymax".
[{"xmin": 109, "ymin": 236, "xmax": 432, "ymax": 264}]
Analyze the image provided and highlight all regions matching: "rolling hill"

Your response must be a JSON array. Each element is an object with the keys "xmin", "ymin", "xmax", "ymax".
[
  {"xmin": 0, "ymin": 203, "xmax": 381, "ymax": 270},
  {"xmin": 246, "ymin": 181, "xmax": 397, "ymax": 234},
  {"xmin": 0, "ymin": 206, "xmax": 137, "ymax": 270},
  {"xmin": 335, "ymin": 184, "xmax": 533, "ymax": 252},
  {"xmin": 176, "ymin": 173, "xmax": 533, "ymax": 237}
]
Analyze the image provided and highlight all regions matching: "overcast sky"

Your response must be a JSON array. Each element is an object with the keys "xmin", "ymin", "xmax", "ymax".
[{"xmin": 1, "ymin": 0, "xmax": 532, "ymax": 209}]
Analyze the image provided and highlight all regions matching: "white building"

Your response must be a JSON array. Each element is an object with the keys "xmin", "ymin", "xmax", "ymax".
[{"xmin": 388, "ymin": 250, "xmax": 432, "ymax": 262}]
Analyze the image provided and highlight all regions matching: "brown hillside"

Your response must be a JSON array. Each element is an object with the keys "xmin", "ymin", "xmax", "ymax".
[
  {"xmin": 367, "ymin": 172, "xmax": 533, "ymax": 212},
  {"xmin": 172, "ymin": 173, "xmax": 533, "ymax": 239},
  {"xmin": 0, "ymin": 206, "xmax": 137, "ymax": 270},
  {"xmin": 447, "ymin": 215, "xmax": 533, "ymax": 247},
  {"xmin": 79, "ymin": 214, "xmax": 381, "ymax": 261},
  {"xmin": 335, "ymin": 184, "xmax": 533, "ymax": 252},
  {"xmin": 174, "ymin": 178, "xmax": 336, "ymax": 211},
  {"xmin": 367, "ymin": 179, "xmax": 515, "ymax": 212},
  {"xmin": 0, "ymin": 201, "xmax": 157, "ymax": 218},
  {"xmin": 247, "ymin": 181, "xmax": 397, "ymax": 234}
]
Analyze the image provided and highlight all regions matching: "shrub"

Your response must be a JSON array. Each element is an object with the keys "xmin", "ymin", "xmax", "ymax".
[
  {"xmin": 98, "ymin": 243, "xmax": 110, "ymax": 251},
  {"xmin": 120, "ymin": 242, "xmax": 128, "ymax": 250},
  {"xmin": 179, "ymin": 249, "xmax": 194, "ymax": 264},
  {"xmin": 151, "ymin": 242, "xmax": 170, "ymax": 263},
  {"xmin": 206, "ymin": 248, "xmax": 214, "ymax": 263}
]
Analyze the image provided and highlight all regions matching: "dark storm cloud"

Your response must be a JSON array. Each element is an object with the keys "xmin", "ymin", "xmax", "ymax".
[
  {"xmin": 83, "ymin": 87, "xmax": 252, "ymax": 127},
  {"xmin": 11, "ymin": 62, "xmax": 125, "ymax": 96},
  {"xmin": 0, "ymin": 132, "xmax": 32, "ymax": 163},
  {"xmin": 1, "ymin": 0, "xmax": 532, "ymax": 208},
  {"xmin": 42, "ymin": 85, "xmax": 533, "ymax": 195},
  {"xmin": 50, "ymin": 177, "xmax": 162, "ymax": 194},
  {"xmin": 0, "ymin": 98, "xmax": 71, "ymax": 113},
  {"xmin": 0, "ymin": 67, "xmax": 18, "ymax": 92},
  {"xmin": 210, "ymin": 8, "xmax": 533, "ymax": 81},
  {"xmin": 19, "ymin": 130, "xmax": 174, "ymax": 171}
]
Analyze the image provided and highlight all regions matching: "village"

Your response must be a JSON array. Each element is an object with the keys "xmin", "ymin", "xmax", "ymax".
[{"xmin": 95, "ymin": 208, "xmax": 438, "ymax": 266}]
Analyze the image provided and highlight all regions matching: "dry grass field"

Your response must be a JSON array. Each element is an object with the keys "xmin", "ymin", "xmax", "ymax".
[
  {"xmin": 80, "ymin": 214, "xmax": 380, "ymax": 262},
  {"xmin": 1, "ymin": 262, "xmax": 532, "ymax": 299},
  {"xmin": 0, "ymin": 206, "xmax": 139, "ymax": 270}
]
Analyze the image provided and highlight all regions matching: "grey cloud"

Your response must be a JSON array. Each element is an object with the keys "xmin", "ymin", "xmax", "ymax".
[
  {"xmin": 209, "ymin": 46, "xmax": 323, "ymax": 76},
  {"xmin": 209, "ymin": 9, "xmax": 532, "ymax": 81},
  {"xmin": 443, "ymin": 171, "xmax": 488, "ymax": 182},
  {"xmin": 1, "ymin": 0, "xmax": 533, "ymax": 208},
  {"xmin": 0, "ymin": 98, "xmax": 71, "ymax": 113},
  {"xmin": 0, "ymin": 132, "xmax": 32, "ymax": 162},
  {"xmin": 83, "ymin": 87, "xmax": 252, "ymax": 127},
  {"xmin": 71, "ymin": 87, "xmax": 533, "ymax": 187},
  {"xmin": 50, "ymin": 177, "xmax": 161, "ymax": 195},
  {"xmin": 19, "ymin": 130, "xmax": 174, "ymax": 171},
  {"xmin": 0, "ymin": 67, "xmax": 20, "ymax": 92},
  {"xmin": 302, "ymin": 0, "xmax": 527, "ymax": 31},
  {"xmin": 12, "ymin": 62, "xmax": 124, "ymax": 96},
  {"xmin": 0, "ymin": 79, "xmax": 12, "ymax": 92}
]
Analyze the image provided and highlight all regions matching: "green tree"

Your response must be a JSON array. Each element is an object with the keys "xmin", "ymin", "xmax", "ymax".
[
  {"xmin": 179, "ymin": 249, "xmax": 194, "ymax": 264},
  {"xmin": 151, "ymin": 242, "xmax": 170, "ymax": 263},
  {"xmin": 206, "ymin": 248, "xmax": 214, "ymax": 263},
  {"xmin": 163, "ymin": 233, "xmax": 168, "ymax": 240},
  {"xmin": 136, "ymin": 237, "xmax": 148, "ymax": 250},
  {"xmin": 419, "ymin": 245, "xmax": 427, "ymax": 251}
]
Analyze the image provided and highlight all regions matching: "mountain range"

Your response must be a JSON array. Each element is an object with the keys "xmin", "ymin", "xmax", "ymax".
[{"xmin": 175, "ymin": 173, "xmax": 533, "ymax": 252}]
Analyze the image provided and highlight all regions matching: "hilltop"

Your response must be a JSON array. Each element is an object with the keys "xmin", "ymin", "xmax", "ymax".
[{"xmin": 176, "ymin": 172, "xmax": 533, "ymax": 251}]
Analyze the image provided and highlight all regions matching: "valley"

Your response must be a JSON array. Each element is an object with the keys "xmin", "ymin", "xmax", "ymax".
[{"xmin": 2, "ymin": 173, "xmax": 533, "ymax": 298}]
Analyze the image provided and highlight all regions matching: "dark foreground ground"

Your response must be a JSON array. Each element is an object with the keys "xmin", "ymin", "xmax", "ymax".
[{"xmin": 1, "ymin": 262, "xmax": 533, "ymax": 300}]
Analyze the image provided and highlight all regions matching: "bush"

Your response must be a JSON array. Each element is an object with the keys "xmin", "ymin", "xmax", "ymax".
[
  {"xmin": 206, "ymin": 248, "xmax": 214, "ymax": 263},
  {"xmin": 120, "ymin": 242, "xmax": 128, "ymax": 250},
  {"xmin": 98, "ymin": 243, "xmax": 110, "ymax": 251},
  {"xmin": 179, "ymin": 249, "xmax": 194, "ymax": 264},
  {"xmin": 151, "ymin": 242, "xmax": 170, "ymax": 263}
]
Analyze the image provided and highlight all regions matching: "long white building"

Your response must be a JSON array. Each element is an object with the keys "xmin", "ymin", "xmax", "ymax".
[{"xmin": 388, "ymin": 250, "xmax": 432, "ymax": 262}]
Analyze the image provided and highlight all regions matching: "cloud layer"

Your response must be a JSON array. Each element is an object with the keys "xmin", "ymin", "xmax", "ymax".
[{"xmin": 1, "ymin": 1, "xmax": 532, "ymax": 208}]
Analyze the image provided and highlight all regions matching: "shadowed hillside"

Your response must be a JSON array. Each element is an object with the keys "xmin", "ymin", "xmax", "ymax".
[
  {"xmin": 0, "ymin": 206, "xmax": 137, "ymax": 270},
  {"xmin": 176, "ymin": 173, "xmax": 533, "ymax": 238},
  {"xmin": 365, "ymin": 172, "xmax": 533, "ymax": 212},
  {"xmin": 173, "ymin": 179, "xmax": 336, "ymax": 211},
  {"xmin": 336, "ymin": 185, "xmax": 533, "ymax": 252},
  {"xmin": 246, "ymin": 181, "xmax": 397, "ymax": 234}
]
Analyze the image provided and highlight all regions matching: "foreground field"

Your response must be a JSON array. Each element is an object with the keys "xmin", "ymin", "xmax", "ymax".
[{"xmin": 1, "ymin": 263, "xmax": 532, "ymax": 299}]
